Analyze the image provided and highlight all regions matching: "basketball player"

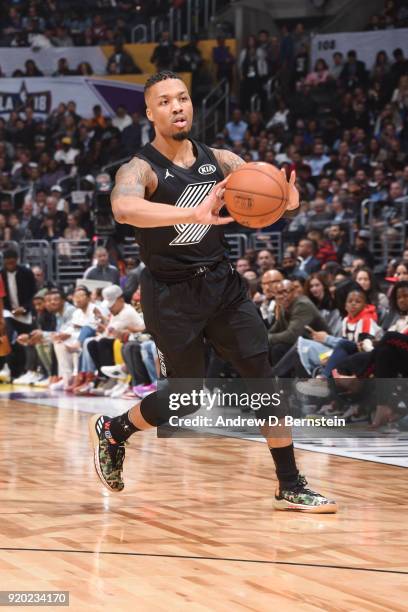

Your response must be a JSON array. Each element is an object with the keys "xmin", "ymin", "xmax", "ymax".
[{"xmin": 89, "ymin": 71, "xmax": 337, "ymax": 513}]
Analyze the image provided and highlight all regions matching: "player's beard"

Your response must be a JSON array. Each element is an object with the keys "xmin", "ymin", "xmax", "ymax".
[{"xmin": 172, "ymin": 130, "xmax": 190, "ymax": 141}]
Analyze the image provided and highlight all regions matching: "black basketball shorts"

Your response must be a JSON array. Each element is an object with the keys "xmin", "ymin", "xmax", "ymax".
[{"xmin": 140, "ymin": 260, "xmax": 269, "ymax": 379}]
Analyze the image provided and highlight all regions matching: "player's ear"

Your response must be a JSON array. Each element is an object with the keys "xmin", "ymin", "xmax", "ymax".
[{"xmin": 146, "ymin": 105, "xmax": 153, "ymax": 122}]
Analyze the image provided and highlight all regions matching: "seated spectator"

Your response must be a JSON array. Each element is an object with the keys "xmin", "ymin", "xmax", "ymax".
[
  {"xmin": 54, "ymin": 137, "xmax": 79, "ymax": 167},
  {"xmin": 24, "ymin": 59, "xmax": 43, "ymax": 77},
  {"xmin": 150, "ymin": 31, "xmax": 178, "ymax": 71},
  {"xmin": 394, "ymin": 260, "xmax": 408, "ymax": 281},
  {"xmin": 84, "ymin": 247, "xmax": 121, "ymax": 285},
  {"xmin": 224, "ymin": 109, "xmax": 248, "ymax": 145},
  {"xmin": 306, "ymin": 143, "xmax": 331, "ymax": 177},
  {"xmin": 296, "ymin": 239, "xmax": 321, "ymax": 275},
  {"xmin": 85, "ymin": 285, "xmax": 144, "ymax": 393},
  {"xmin": 329, "ymin": 52, "xmax": 344, "ymax": 81},
  {"xmin": 1, "ymin": 248, "xmax": 37, "ymax": 377},
  {"xmin": 51, "ymin": 286, "xmax": 98, "ymax": 391},
  {"xmin": 258, "ymin": 269, "xmax": 284, "ymax": 328},
  {"xmin": 112, "ymin": 105, "xmax": 132, "ymax": 132},
  {"xmin": 121, "ymin": 112, "xmax": 142, "ymax": 155},
  {"xmin": 340, "ymin": 50, "xmax": 367, "ymax": 90},
  {"xmin": 19, "ymin": 289, "xmax": 75, "ymax": 387},
  {"xmin": 51, "ymin": 25, "xmax": 73, "ymax": 47},
  {"xmin": 107, "ymin": 41, "xmax": 141, "ymax": 74},
  {"xmin": 13, "ymin": 291, "xmax": 48, "ymax": 385},
  {"xmin": 63, "ymin": 212, "xmax": 87, "ymax": 241},
  {"xmin": 256, "ymin": 249, "xmax": 276, "ymax": 274},
  {"xmin": 122, "ymin": 259, "xmax": 146, "ymax": 302},
  {"xmin": 304, "ymin": 58, "xmax": 330, "ymax": 87},
  {"xmin": 353, "ymin": 266, "xmax": 389, "ymax": 317},
  {"xmin": 235, "ymin": 257, "xmax": 251, "ymax": 275},
  {"xmin": 304, "ymin": 272, "xmax": 335, "ymax": 311},
  {"xmin": 268, "ymin": 279, "xmax": 329, "ymax": 363},
  {"xmin": 342, "ymin": 230, "xmax": 375, "ymax": 270},
  {"xmin": 52, "ymin": 58, "xmax": 73, "ymax": 77},
  {"xmin": 77, "ymin": 62, "xmax": 94, "ymax": 76}
]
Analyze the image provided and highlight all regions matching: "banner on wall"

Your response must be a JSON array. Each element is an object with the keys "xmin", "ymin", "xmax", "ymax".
[
  {"xmin": 311, "ymin": 28, "xmax": 408, "ymax": 70},
  {"xmin": 0, "ymin": 77, "xmax": 145, "ymax": 119},
  {"xmin": 0, "ymin": 46, "xmax": 107, "ymax": 77}
]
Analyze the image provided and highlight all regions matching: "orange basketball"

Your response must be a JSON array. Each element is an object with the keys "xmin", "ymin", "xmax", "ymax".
[{"xmin": 224, "ymin": 162, "xmax": 289, "ymax": 228}]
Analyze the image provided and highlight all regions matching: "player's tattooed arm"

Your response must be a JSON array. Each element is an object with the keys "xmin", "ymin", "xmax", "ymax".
[
  {"xmin": 111, "ymin": 158, "xmax": 151, "ymax": 204},
  {"xmin": 111, "ymin": 157, "xmax": 230, "ymax": 228},
  {"xmin": 211, "ymin": 148, "xmax": 245, "ymax": 177}
]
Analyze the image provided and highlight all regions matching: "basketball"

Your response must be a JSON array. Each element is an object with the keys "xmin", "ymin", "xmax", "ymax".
[{"xmin": 224, "ymin": 162, "xmax": 289, "ymax": 228}]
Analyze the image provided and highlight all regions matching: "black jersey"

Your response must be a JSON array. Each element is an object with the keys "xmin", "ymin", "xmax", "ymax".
[{"xmin": 135, "ymin": 139, "xmax": 229, "ymax": 281}]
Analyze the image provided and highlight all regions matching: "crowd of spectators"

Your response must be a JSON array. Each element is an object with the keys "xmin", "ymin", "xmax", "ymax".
[
  {"xmin": 0, "ymin": 15, "xmax": 407, "ymax": 428},
  {"xmin": 0, "ymin": 1, "xmax": 178, "ymax": 48},
  {"xmin": 366, "ymin": 0, "xmax": 408, "ymax": 31}
]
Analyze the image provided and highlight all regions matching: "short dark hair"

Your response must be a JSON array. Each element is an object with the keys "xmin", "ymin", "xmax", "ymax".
[
  {"xmin": 74, "ymin": 285, "xmax": 91, "ymax": 296},
  {"xmin": 3, "ymin": 248, "xmax": 18, "ymax": 260},
  {"xmin": 144, "ymin": 71, "xmax": 184, "ymax": 96}
]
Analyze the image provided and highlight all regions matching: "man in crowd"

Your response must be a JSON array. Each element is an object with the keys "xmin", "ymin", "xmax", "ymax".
[
  {"xmin": 84, "ymin": 247, "xmax": 121, "ymax": 285},
  {"xmin": 268, "ymin": 279, "xmax": 328, "ymax": 364}
]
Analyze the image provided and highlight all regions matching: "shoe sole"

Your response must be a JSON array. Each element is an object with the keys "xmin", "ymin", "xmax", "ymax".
[
  {"xmin": 296, "ymin": 384, "xmax": 330, "ymax": 399},
  {"xmin": 88, "ymin": 414, "xmax": 123, "ymax": 494},
  {"xmin": 273, "ymin": 499, "xmax": 337, "ymax": 513}
]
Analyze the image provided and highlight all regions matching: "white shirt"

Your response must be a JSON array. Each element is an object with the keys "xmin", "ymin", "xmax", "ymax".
[
  {"xmin": 112, "ymin": 115, "xmax": 132, "ymax": 132},
  {"xmin": 107, "ymin": 304, "xmax": 144, "ymax": 333},
  {"xmin": 54, "ymin": 147, "xmax": 79, "ymax": 165},
  {"xmin": 6, "ymin": 271, "xmax": 19, "ymax": 310},
  {"xmin": 71, "ymin": 303, "xmax": 98, "ymax": 329}
]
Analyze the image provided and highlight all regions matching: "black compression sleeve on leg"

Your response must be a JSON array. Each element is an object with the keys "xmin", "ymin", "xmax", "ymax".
[
  {"xmin": 108, "ymin": 411, "xmax": 139, "ymax": 442},
  {"xmin": 270, "ymin": 444, "xmax": 299, "ymax": 488}
]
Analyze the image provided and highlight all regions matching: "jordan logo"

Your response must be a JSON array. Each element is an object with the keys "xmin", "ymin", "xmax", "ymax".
[{"xmin": 165, "ymin": 169, "xmax": 175, "ymax": 179}]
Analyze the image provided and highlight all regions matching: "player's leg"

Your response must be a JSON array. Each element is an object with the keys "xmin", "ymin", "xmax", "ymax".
[
  {"xmin": 205, "ymin": 283, "xmax": 337, "ymax": 513},
  {"xmin": 89, "ymin": 334, "xmax": 206, "ymax": 492}
]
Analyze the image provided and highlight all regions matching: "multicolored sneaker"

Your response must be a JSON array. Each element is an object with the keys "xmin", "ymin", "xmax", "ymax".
[
  {"xmin": 274, "ymin": 475, "xmax": 337, "ymax": 513},
  {"xmin": 88, "ymin": 414, "xmax": 126, "ymax": 492}
]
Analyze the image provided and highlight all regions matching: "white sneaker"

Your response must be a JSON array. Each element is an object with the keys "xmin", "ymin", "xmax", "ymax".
[
  {"xmin": 29, "ymin": 371, "xmax": 46, "ymax": 385},
  {"xmin": 13, "ymin": 371, "xmax": 36, "ymax": 385},
  {"xmin": 49, "ymin": 378, "xmax": 66, "ymax": 391},
  {"xmin": 101, "ymin": 365, "xmax": 127, "ymax": 380},
  {"xmin": 0, "ymin": 364, "xmax": 11, "ymax": 383},
  {"xmin": 107, "ymin": 381, "xmax": 130, "ymax": 398}
]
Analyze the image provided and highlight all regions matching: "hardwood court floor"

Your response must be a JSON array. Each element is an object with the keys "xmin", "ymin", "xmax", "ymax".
[{"xmin": 1, "ymin": 398, "xmax": 407, "ymax": 611}]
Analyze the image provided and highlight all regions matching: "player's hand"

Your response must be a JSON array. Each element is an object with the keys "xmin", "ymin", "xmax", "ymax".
[
  {"xmin": 192, "ymin": 177, "xmax": 234, "ymax": 226},
  {"xmin": 281, "ymin": 169, "xmax": 300, "ymax": 211}
]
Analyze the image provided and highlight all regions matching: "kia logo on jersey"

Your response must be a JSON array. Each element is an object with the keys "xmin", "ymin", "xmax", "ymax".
[{"xmin": 198, "ymin": 164, "xmax": 216, "ymax": 175}]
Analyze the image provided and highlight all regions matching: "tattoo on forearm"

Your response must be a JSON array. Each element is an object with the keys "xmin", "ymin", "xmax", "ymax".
[
  {"xmin": 111, "ymin": 158, "xmax": 150, "ymax": 202},
  {"xmin": 111, "ymin": 183, "xmax": 145, "ymax": 201}
]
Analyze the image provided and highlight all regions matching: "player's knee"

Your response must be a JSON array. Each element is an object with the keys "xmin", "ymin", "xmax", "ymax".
[{"xmin": 140, "ymin": 387, "xmax": 201, "ymax": 426}]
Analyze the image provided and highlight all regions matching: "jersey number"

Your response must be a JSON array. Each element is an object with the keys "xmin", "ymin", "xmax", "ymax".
[{"xmin": 170, "ymin": 181, "xmax": 216, "ymax": 246}]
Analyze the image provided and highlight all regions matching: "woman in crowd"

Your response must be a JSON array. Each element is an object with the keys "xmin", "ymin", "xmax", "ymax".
[
  {"xmin": 304, "ymin": 272, "xmax": 335, "ymax": 311},
  {"xmin": 394, "ymin": 260, "xmax": 408, "ymax": 282},
  {"xmin": 353, "ymin": 265, "xmax": 389, "ymax": 318},
  {"xmin": 304, "ymin": 58, "xmax": 330, "ymax": 87}
]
